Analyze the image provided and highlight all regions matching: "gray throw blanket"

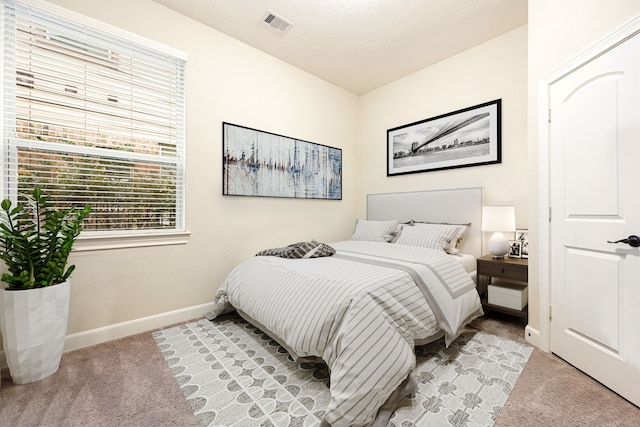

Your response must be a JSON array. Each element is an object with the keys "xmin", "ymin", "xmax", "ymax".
[{"xmin": 256, "ymin": 240, "xmax": 335, "ymax": 259}]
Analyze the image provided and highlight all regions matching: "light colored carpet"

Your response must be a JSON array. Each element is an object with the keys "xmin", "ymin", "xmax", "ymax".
[
  {"xmin": 154, "ymin": 314, "xmax": 533, "ymax": 427},
  {"xmin": 2, "ymin": 312, "xmax": 638, "ymax": 426}
]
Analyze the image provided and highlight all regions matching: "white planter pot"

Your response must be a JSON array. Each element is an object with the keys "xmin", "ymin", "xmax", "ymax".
[{"xmin": 0, "ymin": 280, "xmax": 70, "ymax": 384}]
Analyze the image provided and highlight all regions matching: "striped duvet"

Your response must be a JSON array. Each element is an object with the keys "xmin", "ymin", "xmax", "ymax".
[{"xmin": 206, "ymin": 241, "xmax": 483, "ymax": 426}]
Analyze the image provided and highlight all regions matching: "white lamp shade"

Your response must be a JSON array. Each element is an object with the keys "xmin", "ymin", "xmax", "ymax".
[{"xmin": 482, "ymin": 206, "xmax": 516, "ymax": 232}]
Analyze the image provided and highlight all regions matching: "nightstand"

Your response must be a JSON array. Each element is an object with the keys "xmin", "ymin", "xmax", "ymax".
[{"xmin": 476, "ymin": 254, "xmax": 528, "ymax": 319}]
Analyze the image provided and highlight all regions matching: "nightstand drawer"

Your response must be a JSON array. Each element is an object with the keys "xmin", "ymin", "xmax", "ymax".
[{"xmin": 477, "ymin": 259, "xmax": 528, "ymax": 282}]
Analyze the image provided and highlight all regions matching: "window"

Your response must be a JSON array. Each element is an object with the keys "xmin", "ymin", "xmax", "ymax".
[{"xmin": 1, "ymin": 0, "xmax": 187, "ymax": 247}]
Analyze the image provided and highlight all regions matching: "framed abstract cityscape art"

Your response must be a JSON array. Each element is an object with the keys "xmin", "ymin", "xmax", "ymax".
[{"xmin": 222, "ymin": 122, "xmax": 342, "ymax": 200}]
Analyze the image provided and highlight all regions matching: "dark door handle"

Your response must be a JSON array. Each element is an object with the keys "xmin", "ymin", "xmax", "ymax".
[{"xmin": 607, "ymin": 235, "xmax": 640, "ymax": 247}]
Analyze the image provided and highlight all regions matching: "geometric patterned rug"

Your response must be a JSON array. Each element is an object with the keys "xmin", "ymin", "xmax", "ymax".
[{"xmin": 153, "ymin": 313, "xmax": 532, "ymax": 427}]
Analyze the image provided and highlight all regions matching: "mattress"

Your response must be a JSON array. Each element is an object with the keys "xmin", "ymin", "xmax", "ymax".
[{"xmin": 454, "ymin": 253, "xmax": 476, "ymax": 274}]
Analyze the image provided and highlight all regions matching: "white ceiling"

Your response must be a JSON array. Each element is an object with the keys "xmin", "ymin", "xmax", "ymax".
[{"xmin": 154, "ymin": 0, "xmax": 528, "ymax": 95}]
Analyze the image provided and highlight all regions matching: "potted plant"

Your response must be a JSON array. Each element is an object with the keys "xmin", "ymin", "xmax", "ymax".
[{"xmin": 0, "ymin": 187, "xmax": 90, "ymax": 384}]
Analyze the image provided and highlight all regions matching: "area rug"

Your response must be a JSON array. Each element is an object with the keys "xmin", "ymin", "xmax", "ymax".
[{"xmin": 153, "ymin": 314, "xmax": 532, "ymax": 427}]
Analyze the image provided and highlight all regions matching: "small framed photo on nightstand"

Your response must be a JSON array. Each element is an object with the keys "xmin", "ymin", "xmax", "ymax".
[
  {"xmin": 516, "ymin": 229, "xmax": 529, "ymax": 259},
  {"xmin": 508, "ymin": 240, "xmax": 522, "ymax": 258}
]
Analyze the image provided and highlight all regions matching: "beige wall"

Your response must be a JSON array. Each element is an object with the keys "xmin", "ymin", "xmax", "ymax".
[
  {"xmin": 358, "ymin": 27, "xmax": 529, "ymax": 232},
  {"xmin": 5, "ymin": 0, "xmax": 640, "ymax": 356},
  {"xmin": 527, "ymin": 0, "xmax": 640, "ymax": 337},
  {"xmin": 16, "ymin": 0, "xmax": 360, "ymax": 340},
  {"xmin": 0, "ymin": 2, "xmax": 528, "ymax": 356}
]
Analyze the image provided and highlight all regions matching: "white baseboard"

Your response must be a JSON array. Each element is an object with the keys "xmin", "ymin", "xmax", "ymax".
[
  {"xmin": 0, "ymin": 302, "xmax": 215, "ymax": 370},
  {"xmin": 525, "ymin": 324, "xmax": 541, "ymax": 348}
]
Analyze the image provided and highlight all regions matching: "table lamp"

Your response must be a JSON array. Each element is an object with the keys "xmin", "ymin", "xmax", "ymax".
[{"xmin": 482, "ymin": 205, "xmax": 516, "ymax": 258}]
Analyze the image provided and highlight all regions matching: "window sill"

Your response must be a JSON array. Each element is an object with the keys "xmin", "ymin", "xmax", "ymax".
[{"xmin": 75, "ymin": 231, "xmax": 191, "ymax": 251}]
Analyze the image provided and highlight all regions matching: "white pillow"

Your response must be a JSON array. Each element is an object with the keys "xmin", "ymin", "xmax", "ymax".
[
  {"xmin": 413, "ymin": 222, "xmax": 469, "ymax": 254},
  {"xmin": 351, "ymin": 219, "xmax": 398, "ymax": 242},
  {"xmin": 395, "ymin": 223, "xmax": 461, "ymax": 252}
]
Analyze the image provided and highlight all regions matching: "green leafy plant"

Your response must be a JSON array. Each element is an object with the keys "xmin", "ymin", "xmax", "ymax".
[{"xmin": 0, "ymin": 187, "xmax": 91, "ymax": 290}]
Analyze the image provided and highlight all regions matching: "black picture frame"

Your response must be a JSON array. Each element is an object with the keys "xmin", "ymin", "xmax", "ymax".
[
  {"xmin": 222, "ymin": 122, "xmax": 342, "ymax": 200},
  {"xmin": 387, "ymin": 99, "xmax": 501, "ymax": 176},
  {"xmin": 508, "ymin": 240, "xmax": 522, "ymax": 258},
  {"xmin": 516, "ymin": 229, "xmax": 529, "ymax": 259}
]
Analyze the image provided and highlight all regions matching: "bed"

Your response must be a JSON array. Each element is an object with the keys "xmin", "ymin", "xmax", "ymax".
[{"xmin": 206, "ymin": 188, "xmax": 484, "ymax": 427}]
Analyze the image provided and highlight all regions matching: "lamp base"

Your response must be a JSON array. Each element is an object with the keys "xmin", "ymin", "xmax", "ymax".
[{"xmin": 487, "ymin": 232, "xmax": 509, "ymax": 258}]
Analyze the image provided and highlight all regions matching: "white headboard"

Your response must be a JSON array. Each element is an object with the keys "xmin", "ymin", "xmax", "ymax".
[{"xmin": 367, "ymin": 187, "xmax": 483, "ymax": 258}]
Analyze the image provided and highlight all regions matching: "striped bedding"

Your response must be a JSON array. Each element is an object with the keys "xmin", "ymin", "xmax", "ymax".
[{"xmin": 205, "ymin": 240, "xmax": 483, "ymax": 427}]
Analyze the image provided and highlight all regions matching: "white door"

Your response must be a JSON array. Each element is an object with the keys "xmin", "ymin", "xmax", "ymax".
[{"xmin": 549, "ymin": 32, "xmax": 640, "ymax": 406}]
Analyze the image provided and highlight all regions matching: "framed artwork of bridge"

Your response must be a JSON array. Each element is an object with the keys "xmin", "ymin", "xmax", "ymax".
[
  {"xmin": 387, "ymin": 99, "xmax": 501, "ymax": 176},
  {"xmin": 222, "ymin": 122, "xmax": 342, "ymax": 200}
]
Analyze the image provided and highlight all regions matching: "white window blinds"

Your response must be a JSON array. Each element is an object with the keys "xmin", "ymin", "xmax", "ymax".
[{"xmin": 1, "ymin": 0, "xmax": 187, "ymax": 234}]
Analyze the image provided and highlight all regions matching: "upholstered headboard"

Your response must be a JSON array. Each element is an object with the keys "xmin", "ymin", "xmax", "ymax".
[{"xmin": 367, "ymin": 187, "xmax": 483, "ymax": 258}]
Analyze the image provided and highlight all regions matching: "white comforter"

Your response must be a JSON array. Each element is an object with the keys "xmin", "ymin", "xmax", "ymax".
[{"xmin": 206, "ymin": 241, "xmax": 483, "ymax": 427}]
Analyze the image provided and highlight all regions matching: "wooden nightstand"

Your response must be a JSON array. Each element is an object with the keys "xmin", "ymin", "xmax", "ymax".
[{"xmin": 476, "ymin": 254, "xmax": 528, "ymax": 319}]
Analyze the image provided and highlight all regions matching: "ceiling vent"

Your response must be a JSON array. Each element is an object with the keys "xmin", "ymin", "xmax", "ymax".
[{"xmin": 262, "ymin": 11, "xmax": 293, "ymax": 32}]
